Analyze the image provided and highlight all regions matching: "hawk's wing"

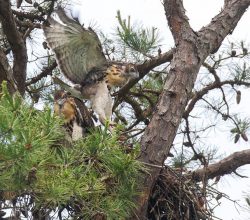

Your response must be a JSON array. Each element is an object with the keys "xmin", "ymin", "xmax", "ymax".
[{"xmin": 43, "ymin": 7, "xmax": 107, "ymax": 84}]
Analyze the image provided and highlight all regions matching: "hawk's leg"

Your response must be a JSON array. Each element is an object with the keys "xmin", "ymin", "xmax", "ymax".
[
  {"xmin": 90, "ymin": 82, "xmax": 115, "ymax": 130},
  {"xmin": 104, "ymin": 92, "xmax": 116, "ymax": 130}
]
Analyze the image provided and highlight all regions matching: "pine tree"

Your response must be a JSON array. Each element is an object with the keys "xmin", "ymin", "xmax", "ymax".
[{"xmin": 1, "ymin": 0, "xmax": 250, "ymax": 219}]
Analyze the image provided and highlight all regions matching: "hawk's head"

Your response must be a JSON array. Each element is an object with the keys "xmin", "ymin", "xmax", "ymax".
[
  {"xmin": 54, "ymin": 90, "xmax": 76, "ymax": 124},
  {"xmin": 105, "ymin": 63, "xmax": 139, "ymax": 88}
]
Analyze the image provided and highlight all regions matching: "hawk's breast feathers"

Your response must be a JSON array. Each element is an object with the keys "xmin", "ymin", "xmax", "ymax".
[{"xmin": 54, "ymin": 90, "xmax": 94, "ymax": 140}]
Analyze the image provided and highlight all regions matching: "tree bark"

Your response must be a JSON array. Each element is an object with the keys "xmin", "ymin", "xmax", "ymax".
[
  {"xmin": 0, "ymin": 0, "xmax": 27, "ymax": 95},
  {"xmin": 0, "ymin": 47, "xmax": 17, "ymax": 94},
  {"xmin": 190, "ymin": 149, "xmax": 250, "ymax": 182},
  {"xmin": 131, "ymin": 0, "xmax": 250, "ymax": 219}
]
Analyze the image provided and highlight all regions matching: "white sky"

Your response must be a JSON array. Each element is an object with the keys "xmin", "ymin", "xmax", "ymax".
[{"xmin": 74, "ymin": 1, "xmax": 250, "ymax": 219}]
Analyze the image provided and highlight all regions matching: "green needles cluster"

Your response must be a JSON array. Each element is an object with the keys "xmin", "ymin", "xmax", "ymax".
[{"xmin": 0, "ymin": 82, "xmax": 142, "ymax": 219}]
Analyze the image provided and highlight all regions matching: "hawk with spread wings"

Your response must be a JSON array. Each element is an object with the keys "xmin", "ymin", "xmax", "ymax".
[{"xmin": 43, "ymin": 7, "xmax": 138, "ymax": 127}]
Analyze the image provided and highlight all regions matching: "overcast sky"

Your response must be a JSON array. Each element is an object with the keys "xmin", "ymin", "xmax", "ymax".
[{"xmin": 74, "ymin": 1, "xmax": 250, "ymax": 219}]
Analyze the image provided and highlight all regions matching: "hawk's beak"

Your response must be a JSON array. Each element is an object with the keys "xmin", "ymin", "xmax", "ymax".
[
  {"xmin": 129, "ymin": 70, "xmax": 139, "ymax": 79},
  {"xmin": 124, "ymin": 70, "xmax": 139, "ymax": 85}
]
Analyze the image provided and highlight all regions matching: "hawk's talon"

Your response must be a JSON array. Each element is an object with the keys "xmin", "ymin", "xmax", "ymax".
[{"xmin": 105, "ymin": 121, "xmax": 116, "ymax": 132}]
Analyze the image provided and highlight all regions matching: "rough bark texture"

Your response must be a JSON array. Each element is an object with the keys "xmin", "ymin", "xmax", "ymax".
[
  {"xmin": 0, "ymin": 47, "xmax": 16, "ymax": 94},
  {"xmin": 131, "ymin": 0, "xmax": 250, "ymax": 219},
  {"xmin": 191, "ymin": 149, "xmax": 250, "ymax": 182},
  {"xmin": 0, "ymin": 0, "xmax": 27, "ymax": 95}
]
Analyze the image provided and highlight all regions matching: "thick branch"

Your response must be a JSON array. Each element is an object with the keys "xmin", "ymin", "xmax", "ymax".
[
  {"xmin": 0, "ymin": 0, "xmax": 28, "ymax": 95},
  {"xmin": 199, "ymin": 0, "xmax": 250, "ymax": 54},
  {"xmin": 190, "ymin": 149, "xmax": 250, "ymax": 181},
  {"xmin": 0, "ymin": 47, "xmax": 17, "ymax": 94}
]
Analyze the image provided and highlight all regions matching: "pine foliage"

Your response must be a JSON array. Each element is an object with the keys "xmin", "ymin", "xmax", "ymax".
[
  {"xmin": 0, "ymin": 82, "xmax": 143, "ymax": 219},
  {"xmin": 116, "ymin": 10, "xmax": 160, "ymax": 56}
]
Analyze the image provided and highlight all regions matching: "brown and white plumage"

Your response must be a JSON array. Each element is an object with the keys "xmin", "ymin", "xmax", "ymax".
[
  {"xmin": 43, "ymin": 7, "xmax": 138, "ymax": 126},
  {"xmin": 43, "ymin": 8, "xmax": 107, "ymax": 85},
  {"xmin": 54, "ymin": 90, "xmax": 94, "ymax": 140}
]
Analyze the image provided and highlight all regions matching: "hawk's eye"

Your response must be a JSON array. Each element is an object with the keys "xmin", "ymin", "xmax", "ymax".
[{"xmin": 130, "ymin": 67, "xmax": 135, "ymax": 72}]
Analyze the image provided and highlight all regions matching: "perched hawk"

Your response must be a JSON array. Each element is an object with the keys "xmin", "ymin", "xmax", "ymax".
[
  {"xmin": 43, "ymin": 8, "xmax": 138, "ymax": 127},
  {"xmin": 54, "ymin": 90, "xmax": 94, "ymax": 140}
]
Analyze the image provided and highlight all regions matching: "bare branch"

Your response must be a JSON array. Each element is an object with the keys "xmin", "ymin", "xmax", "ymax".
[
  {"xmin": 25, "ymin": 61, "xmax": 57, "ymax": 86},
  {"xmin": 190, "ymin": 149, "xmax": 250, "ymax": 182},
  {"xmin": 183, "ymin": 79, "xmax": 250, "ymax": 118}
]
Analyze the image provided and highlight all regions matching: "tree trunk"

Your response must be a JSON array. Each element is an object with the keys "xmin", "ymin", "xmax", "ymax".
[{"xmin": 131, "ymin": 0, "xmax": 250, "ymax": 219}]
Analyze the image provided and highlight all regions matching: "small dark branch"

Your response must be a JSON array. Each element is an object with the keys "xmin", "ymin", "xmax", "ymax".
[
  {"xmin": 203, "ymin": 62, "xmax": 220, "ymax": 83},
  {"xmin": 23, "ymin": 27, "xmax": 34, "ymax": 41},
  {"xmin": 127, "ymin": 128, "xmax": 145, "ymax": 139},
  {"xmin": 218, "ymin": 87, "xmax": 230, "ymax": 116},
  {"xmin": 25, "ymin": 61, "xmax": 57, "ymax": 86},
  {"xmin": 140, "ymin": 89, "xmax": 161, "ymax": 96},
  {"xmin": 123, "ymin": 95, "xmax": 144, "ymax": 120},
  {"xmin": 184, "ymin": 87, "xmax": 213, "ymax": 119},
  {"xmin": 114, "ymin": 110, "xmax": 128, "ymax": 125},
  {"xmin": 184, "ymin": 118, "xmax": 207, "ymax": 165},
  {"xmin": 201, "ymin": 98, "xmax": 241, "ymax": 132},
  {"xmin": 129, "ymin": 91, "xmax": 155, "ymax": 109},
  {"xmin": 112, "ymin": 96, "xmax": 123, "ymax": 112},
  {"xmin": 183, "ymin": 79, "xmax": 250, "ymax": 118},
  {"xmin": 12, "ymin": 9, "xmax": 46, "ymax": 22},
  {"xmin": 136, "ymin": 48, "xmax": 174, "ymax": 75},
  {"xmin": 15, "ymin": 18, "xmax": 42, "ymax": 29},
  {"xmin": 181, "ymin": 123, "xmax": 216, "ymax": 135},
  {"xmin": 0, "ymin": 0, "xmax": 28, "ymax": 95},
  {"xmin": 233, "ymin": 170, "xmax": 248, "ymax": 178},
  {"xmin": 126, "ymin": 118, "xmax": 141, "ymax": 131},
  {"xmin": 190, "ymin": 149, "xmax": 250, "ymax": 182},
  {"xmin": 201, "ymin": 61, "xmax": 230, "ymax": 115}
]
